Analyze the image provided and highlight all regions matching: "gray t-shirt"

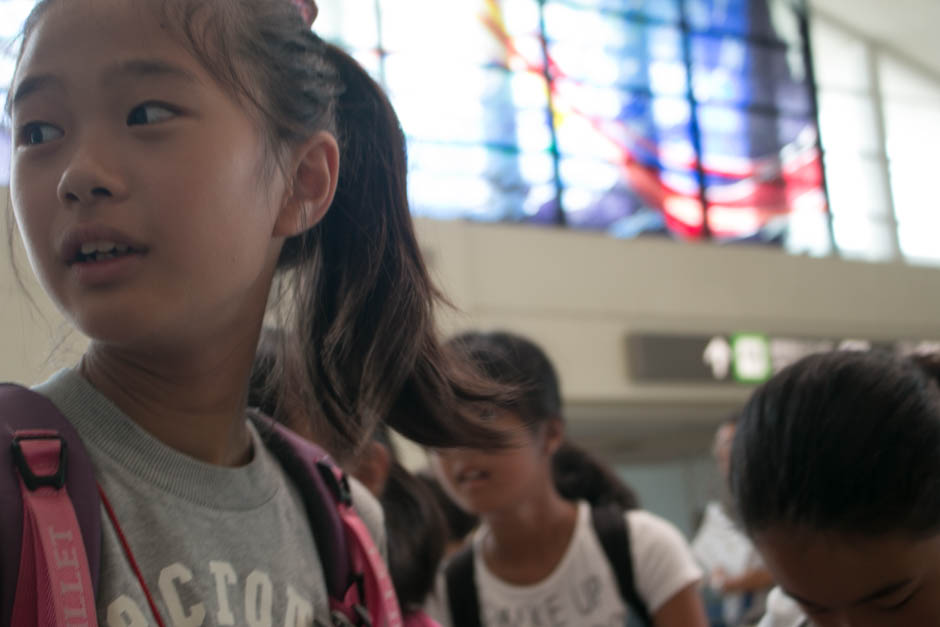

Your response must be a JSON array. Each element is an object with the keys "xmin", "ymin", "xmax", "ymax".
[{"xmin": 36, "ymin": 369, "xmax": 385, "ymax": 627}]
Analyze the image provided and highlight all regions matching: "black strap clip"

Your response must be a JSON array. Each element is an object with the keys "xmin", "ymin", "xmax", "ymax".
[
  {"xmin": 328, "ymin": 606, "xmax": 372, "ymax": 627},
  {"xmin": 11, "ymin": 433, "xmax": 68, "ymax": 491},
  {"xmin": 316, "ymin": 460, "xmax": 352, "ymax": 506}
]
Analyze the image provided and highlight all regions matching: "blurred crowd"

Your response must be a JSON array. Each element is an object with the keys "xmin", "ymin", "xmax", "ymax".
[{"xmin": 251, "ymin": 327, "xmax": 940, "ymax": 627}]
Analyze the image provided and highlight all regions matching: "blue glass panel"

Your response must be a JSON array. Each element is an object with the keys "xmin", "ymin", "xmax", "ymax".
[
  {"xmin": 558, "ymin": 0, "xmax": 681, "ymax": 23},
  {"xmin": 684, "ymin": 0, "xmax": 779, "ymax": 39},
  {"xmin": 699, "ymin": 108, "xmax": 813, "ymax": 161},
  {"xmin": 690, "ymin": 35, "xmax": 810, "ymax": 114},
  {"xmin": 700, "ymin": 108, "xmax": 824, "ymax": 242}
]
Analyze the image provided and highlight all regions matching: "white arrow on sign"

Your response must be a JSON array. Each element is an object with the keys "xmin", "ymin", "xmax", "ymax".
[{"xmin": 703, "ymin": 336, "xmax": 732, "ymax": 380}]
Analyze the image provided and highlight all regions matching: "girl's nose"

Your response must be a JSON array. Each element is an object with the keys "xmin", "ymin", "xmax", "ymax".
[{"xmin": 56, "ymin": 143, "xmax": 128, "ymax": 207}]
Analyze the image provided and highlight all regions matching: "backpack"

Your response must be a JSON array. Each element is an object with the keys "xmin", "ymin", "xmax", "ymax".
[
  {"xmin": 444, "ymin": 504, "xmax": 653, "ymax": 627},
  {"xmin": 0, "ymin": 383, "xmax": 402, "ymax": 627}
]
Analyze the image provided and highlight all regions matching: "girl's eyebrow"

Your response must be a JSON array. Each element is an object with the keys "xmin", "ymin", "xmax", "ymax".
[
  {"xmin": 11, "ymin": 58, "xmax": 199, "ymax": 109},
  {"xmin": 11, "ymin": 73, "xmax": 61, "ymax": 108},
  {"xmin": 101, "ymin": 58, "xmax": 201, "ymax": 87}
]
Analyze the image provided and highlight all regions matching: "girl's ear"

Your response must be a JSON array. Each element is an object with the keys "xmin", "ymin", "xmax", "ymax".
[
  {"xmin": 542, "ymin": 418, "xmax": 565, "ymax": 457},
  {"xmin": 274, "ymin": 131, "xmax": 340, "ymax": 238}
]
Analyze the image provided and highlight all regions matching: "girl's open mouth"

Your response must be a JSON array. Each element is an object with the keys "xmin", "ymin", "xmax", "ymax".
[
  {"xmin": 71, "ymin": 241, "xmax": 144, "ymax": 265},
  {"xmin": 457, "ymin": 469, "xmax": 490, "ymax": 485}
]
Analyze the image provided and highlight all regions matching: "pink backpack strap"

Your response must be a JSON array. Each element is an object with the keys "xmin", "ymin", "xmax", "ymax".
[
  {"xmin": 11, "ymin": 430, "xmax": 98, "ymax": 626},
  {"xmin": 0, "ymin": 385, "xmax": 101, "ymax": 627},
  {"xmin": 256, "ymin": 416, "xmax": 402, "ymax": 627},
  {"xmin": 330, "ymin": 471, "xmax": 402, "ymax": 627}
]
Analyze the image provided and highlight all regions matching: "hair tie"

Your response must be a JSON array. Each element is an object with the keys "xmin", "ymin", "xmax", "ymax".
[{"xmin": 290, "ymin": 0, "xmax": 318, "ymax": 28}]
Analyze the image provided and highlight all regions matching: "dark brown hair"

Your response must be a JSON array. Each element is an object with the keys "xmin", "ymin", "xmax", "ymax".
[
  {"xmin": 13, "ymin": 0, "xmax": 501, "ymax": 457},
  {"xmin": 553, "ymin": 441, "xmax": 640, "ymax": 511},
  {"xmin": 447, "ymin": 331, "xmax": 562, "ymax": 429},
  {"xmin": 731, "ymin": 350, "xmax": 940, "ymax": 537},
  {"xmin": 381, "ymin": 463, "xmax": 448, "ymax": 612}
]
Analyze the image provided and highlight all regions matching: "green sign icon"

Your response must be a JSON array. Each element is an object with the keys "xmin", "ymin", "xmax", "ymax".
[{"xmin": 731, "ymin": 333, "xmax": 772, "ymax": 383}]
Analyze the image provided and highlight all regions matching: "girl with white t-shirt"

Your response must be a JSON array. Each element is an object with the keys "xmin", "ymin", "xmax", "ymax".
[{"xmin": 425, "ymin": 331, "xmax": 707, "ymax": 627}]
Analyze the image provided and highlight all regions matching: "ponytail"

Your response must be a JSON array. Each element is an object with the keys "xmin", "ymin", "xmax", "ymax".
[
  {"xmin": 553, "ymin": 441, "xmax": 640, "ymax": 511},
  {"xmin": 273, "ymin": 44, "xmax": 502, "ymax": 459}
]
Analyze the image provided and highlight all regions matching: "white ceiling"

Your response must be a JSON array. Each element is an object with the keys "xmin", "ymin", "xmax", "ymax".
[{"xmin": 810, "ymin": 0, "xmax": 940, "ymax": 77}]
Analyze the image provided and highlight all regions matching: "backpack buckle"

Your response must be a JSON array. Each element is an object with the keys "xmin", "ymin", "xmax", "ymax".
[
  {"xmin": 11, "ymin": 432, "xmax": 68, "ymax": 491},
  {"xmin": 353, "ymin": 604, "xmax": 372, "ymax": 626},
  {"xmin": 328, "ymin": 607, "xmax": 372, "ymax": 627},
  {"xmin": 326, "ymin": 575, "xmax": 372, "ymax": 627},
  {"xmin": 316, "ymin": 460, "xmax": 353, "ymax": 506}
]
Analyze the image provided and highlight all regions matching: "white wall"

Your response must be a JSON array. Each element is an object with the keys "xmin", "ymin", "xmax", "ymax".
[
  {"xmin": 0, "ymin": 192, "xmax": 88, "ymax": 386},
  {"xmin": 418, "ymin": 217, "xmax": 940, "ymax": 398}
]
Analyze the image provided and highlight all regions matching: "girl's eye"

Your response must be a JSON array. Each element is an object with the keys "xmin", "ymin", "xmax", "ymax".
[
  {"xmin": 18, "ymin": 122, "xmax": 63, "ymax": 146},
  {"xmin": 877, "ymin": 590, "xmax": 917, "ymax": 612},
  {"xmin": 127, "ymin": 103, "xmax": 177, "ymax": 126}
]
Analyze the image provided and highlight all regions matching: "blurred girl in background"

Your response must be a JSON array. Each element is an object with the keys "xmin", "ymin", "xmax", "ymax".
[{"xmin": 426, "ymin": 331, "xmax": 707, "ymax": 627}]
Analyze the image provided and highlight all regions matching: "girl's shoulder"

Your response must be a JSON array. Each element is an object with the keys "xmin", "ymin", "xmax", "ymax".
[
  {"xmin": 621, "ymin": 508, "xmax": 703, "ymax": 613},
  {"xmin": 625, "ymin": 509, "xmax": 692, "ymax": 548},
  {"xmin": 623, "ymin": 508, "xmax": 700, "ymax": 566}
]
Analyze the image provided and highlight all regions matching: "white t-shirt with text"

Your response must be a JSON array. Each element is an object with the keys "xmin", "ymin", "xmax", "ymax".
[{"xmin": 426, "ymin": 502, "xmax": 702, "ymax": 627}]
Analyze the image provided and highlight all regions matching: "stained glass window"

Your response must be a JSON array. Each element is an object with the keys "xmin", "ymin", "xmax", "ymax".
[
  {"xmin": 1, "ymin": 0, "xmax": 831, "ymax": 251},
  {"xmin": 314, "ymin": 0, "xmax": 829, "ymax": 249}
]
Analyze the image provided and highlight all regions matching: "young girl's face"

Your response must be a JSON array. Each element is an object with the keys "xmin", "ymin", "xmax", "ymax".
[
  {"xmin": 430, "ymin": 411, "xmax": 558, "ymax": 517},
  {"xmin": 9, "ymin": 0, "xmax": 289, "ymax": 350},
  {"xmin": 756, "ymin": 527, "xmax": 940, "ymax": 626}
]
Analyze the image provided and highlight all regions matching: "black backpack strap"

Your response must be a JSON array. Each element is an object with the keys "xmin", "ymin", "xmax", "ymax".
[
  {"xmin": 444, "ymin": 544, "xmax": 481, "ymax": 627},
  {"xmin": 591, "ymin": 504, "xmax": 653, "ymax": 626},
  {"xmin": 0, "ymin": 384, "xmax": 102, "ymax": 627},
  {"xmin": 256, "ymin": 415, "xmax": 403, "ymax": 626}
]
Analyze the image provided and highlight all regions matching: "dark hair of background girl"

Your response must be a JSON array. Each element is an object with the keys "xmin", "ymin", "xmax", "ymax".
[
  {"xmin": 381, "ymin": 463, "xmax": 448, "ymax": 613},
  {"xmin": 416, "ymin": 471, "xmax": 479, "ymax": 544},
  {"xmin": 448, "ymin": 330, "xmax": 640, "ymax": 510},
  {"xmin": 730, "ymin": 350, "xmax": 940, "ymax": 538},
  {"xmin": 12, "ymin": 0, "xmax": 504, "ymax": 458}
]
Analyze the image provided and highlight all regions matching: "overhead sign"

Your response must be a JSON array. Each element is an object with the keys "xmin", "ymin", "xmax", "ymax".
[{"xmin": 627, "ymin": 333, "xmax": 940, "ymax": 385}]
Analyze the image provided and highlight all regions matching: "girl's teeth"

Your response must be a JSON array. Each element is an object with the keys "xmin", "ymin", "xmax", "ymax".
[
  {"xmin": 81, "ymin": 241, "xmax": 120, "ymax": 255},
  {"xmin": 115, "ymin": 244, "xmax": 128, "ymax": 253}
]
